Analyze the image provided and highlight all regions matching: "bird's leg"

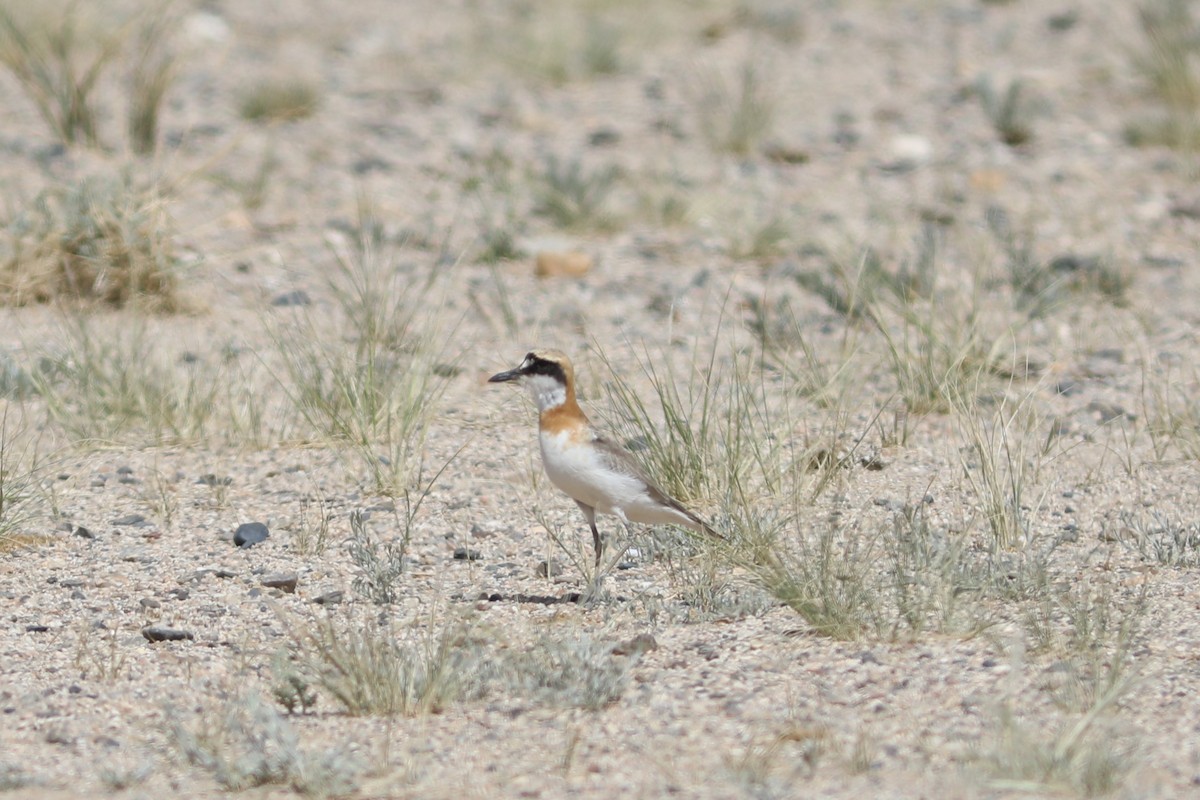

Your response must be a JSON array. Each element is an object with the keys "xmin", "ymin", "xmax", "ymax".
[
  {"xmin": 590, "ymin": 519, "xmax": 603, "ymax": 571},
  {"xmin": 574, "ymin": 500, "xmax": 603, "ymax": 588}
]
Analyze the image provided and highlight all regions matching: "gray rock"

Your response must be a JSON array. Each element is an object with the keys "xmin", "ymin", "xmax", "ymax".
[
  {"xmin": 262, "ymin": 573, "xmax": 299, "ymax": 593},
  {"xmin": 112, "ymin": 514, "xmax": 147, "ymax": 527},
  {"xmin": 271, "ymin": 289, "xmax": 311, "ymax": 307},
  {"xmin": 141, "ymin": 626, "xmax": 194, "ymax": 643},
  {"xmin": 313, "ymin": 590, "xmax": 344, "ymax": 605},
  {"xmin": 234, "ymin": 522, "xmax": 269, "ymax": 548}
]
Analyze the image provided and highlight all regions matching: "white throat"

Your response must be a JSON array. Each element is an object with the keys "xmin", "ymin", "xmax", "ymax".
[{"xmin": 525, "ymin": 374, "xmax": 567, "ymax": 412}]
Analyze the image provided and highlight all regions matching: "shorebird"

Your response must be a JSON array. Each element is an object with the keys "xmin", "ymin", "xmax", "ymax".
[{"xmin": 489, "ymin": 349, "xmax": 720, "ymax": 575}]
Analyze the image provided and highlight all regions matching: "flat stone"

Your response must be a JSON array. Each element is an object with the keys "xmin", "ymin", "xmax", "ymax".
[
  {"xmin": 233, "ymin": 522, "xmax": 269, "ymax": 548},
  {"xmin": 262, "ymin": 573, "xmax": 299, "ymax": 593},
  {"xmin": 141, "ymin": 626, "xmax": 194, "ymax": 643}
]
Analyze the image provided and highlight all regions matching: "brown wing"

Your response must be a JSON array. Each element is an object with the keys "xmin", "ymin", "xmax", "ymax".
[{"xmin": 589, "ymin": 433, "xmax": 723, "ymax": 539}]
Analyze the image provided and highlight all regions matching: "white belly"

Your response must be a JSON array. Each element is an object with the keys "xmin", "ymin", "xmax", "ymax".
[
  {"xmin": 538, "ymin": 430, "xmax": 696, "ymax": 529},
  {"xmin": 539, "ymin": 430, "xmax": 639, "ymax": 514}
]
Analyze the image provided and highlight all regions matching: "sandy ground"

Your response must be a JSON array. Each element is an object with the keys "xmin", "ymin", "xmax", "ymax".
[{"xmin": 2, "ymin": 1, "xmax": 1200, "ymax": 797}]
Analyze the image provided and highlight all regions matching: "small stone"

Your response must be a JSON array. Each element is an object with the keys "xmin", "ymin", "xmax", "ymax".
[
  {"xmin": 762, "ymin": 141, "xmax": 810, "ymax": 165},
  {"xmin": 588, "ymin": 126, "xmax": 620, "ymax": 146},
  {"xmin": 233, "ymin": 522, "xmax": 269, "ymax": 548},
  {"xmin": 141, "ymin": 626, "xmax": 194, "ymax": 643},
  {"xmin": 112, "ymin": 514, "xmax": 147, "ymax": 527},
  {"xmin": 453, "ymin": 547, "xmax": 481, "ymax": 561},
  {"xmin": 271, "ymin": 289, "xmax": 311, "ymax": 307},
  {"xmin": 262, "ymin": 573, "xmax": 299, "ymax": 593},
  {"xmin": 117, "ymin": 466, "xmax": 134, "ymax": 475},
  {"xmin": 536, "ymin": 559, "xmax": 564, "ymax": 578},
  {"xmin": 168, "ymin": 588, "xmax": 189, "ymax": 600},
  {"xmin": 73, "ymin": 526, "xmax": 94, "ymax": 539},
  {"xmin": 313, "ymin": 590, "xmax": 344, "ymax": 605},
  {"xmin": 881, "ymin": 134, "xmax": 933, "ymax": 172},
  {"xmin": 534, "ymin": 250, "xmax": 592, "ymax": 278},
  {"xmin": 352, "ymin": 156, "xmax": 392, "ymax": 174},
  {"xmin": 25, "ymin": 625, "xmax": 49, "ymax": 633},
  {"xmin": 140, "ymin": 598, "xmax": 161, "ymax": 610}
]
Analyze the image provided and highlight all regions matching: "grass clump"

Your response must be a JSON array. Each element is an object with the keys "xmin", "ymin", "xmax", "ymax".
[
  {"xmin": 167, "ymin": 692, "xmax": 360, "ymax": 796},
  {"xmin": 239, "ymin": 78, "xmax": 321, "ymax": 123},
  {"xmin": 1127, "ymin": 0, "xmax": 1200, "ymax": 150},
  {"xmin": 126, "ymin": 6, "xmax": 181, "ymax": 154},
  {"xmin": 0, "ymin": 2, "xmax": 120, "ymax": 147},
  {"xmin": 268, "ymin": 206, "xmax": 452, "ymax": 494},
  {"xmin": 532, "ymin": 155, "xmax": 621, "ymax": 231},
  {"xmin": 280, "ymin": 614, "xmax": 479, "ymax": 717},
  {"xmin": 1, "ymin": 172, "xmax": 183, "ymax": 311},
  {"xmin": 29, "ymin": 318, "xmax": 220, "ymax": 445},
  {"xmin": 487, "ymin": 4, "xmax": 627, "ymax": 84},
  {"xmin": 976, "ymin": 75, "xmax": 1035, "ymax": 147},
  {"xmin": 0, "ymin": 2, "xmax": 181, "ymax": 151},
  {"xmin": 0, "ymin": 408, "xmax": 40, "ymax": 550},
  {"xmin": 691, "ymin": 58, "xmax": 777, "ymax": 156},
  {"xmin": 502, "ymin": 635, "xmax": 633, "ymax": 710}
]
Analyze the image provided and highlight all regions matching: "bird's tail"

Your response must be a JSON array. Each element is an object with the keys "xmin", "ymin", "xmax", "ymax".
[{"xmin": 686, "ymin": 511, "xmax": 724, "ymax": 541}]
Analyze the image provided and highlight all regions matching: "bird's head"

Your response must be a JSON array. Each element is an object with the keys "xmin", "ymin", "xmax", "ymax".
[{"xmin": 489, "ymin": 349, "xmax": 575, "ymax": 411}]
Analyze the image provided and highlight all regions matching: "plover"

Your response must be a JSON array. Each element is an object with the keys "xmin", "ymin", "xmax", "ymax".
[{"xmin": 489, "ymin": 349, "xmax": 720, "ymax": 574}]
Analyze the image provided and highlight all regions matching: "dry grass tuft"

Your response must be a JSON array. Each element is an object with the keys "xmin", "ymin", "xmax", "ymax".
[
  {"xmin": 239, "ymin": 79, "xmax": 321, "ymax": 123},
  {"xmin": 0, "ymin": 172, "xmax": 183, "ymax": 311}
]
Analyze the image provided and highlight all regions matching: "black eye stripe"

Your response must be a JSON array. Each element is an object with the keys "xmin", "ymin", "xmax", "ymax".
[{"xmin": 523, "ymin": 357, "xmax": 565, "ymax": 382}]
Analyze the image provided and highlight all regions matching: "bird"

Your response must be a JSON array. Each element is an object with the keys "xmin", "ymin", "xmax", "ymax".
[{"xmin": 488, "ymin": 348, "xmax": 721, "ymax": 576}]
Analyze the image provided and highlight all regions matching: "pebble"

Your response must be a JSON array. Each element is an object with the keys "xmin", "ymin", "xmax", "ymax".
[
  {"xmin": 140, "ymin": 598, "xmax": 161, "ymax": 610},
  {"xmin": 72, "ymin": 526, "xmax": 94, "ymax": 539},
  {"xmin": 141, "ymin": 626, "xmax": 194, "ymax": 643},
  {"xmin": 233, "ymin": 522, "xmax": 270, "ymax": 548},
  {"xmin": 453, "ymin": 547, "xmax": 481, "ymax": 561},
  {"xmin": 271, "ymin": 289, "xmax": 312, "ymax": 307},
  {"xmin": 588, "ymin": 127, "xmax": 620, "ymax": 147},
  {"xmin": 881, "ymin": 134, "xmax": 933, "ymax": 172},
  {"xmin": 534, "ymin": 250, "xmax": 592, "ymax": 278},
  {"xmin": 313, "ymin": 590, "xmax": 344, "ymax": 605},
  {"xmin": 262, "ymin": 573, "xmax": 299, "ymax": 593},
  {"xmin": 112, "ymin": 514, "xmax": 148, "ymax": 527},
  {"xmin": 536, "ymin": 559, "xmax": 564, "ymax": 578}
]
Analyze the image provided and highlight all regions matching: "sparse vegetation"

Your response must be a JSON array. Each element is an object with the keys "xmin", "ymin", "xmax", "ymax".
[
  {"xmin": 267, "ymin": 210, "xmax": 451, "ymax": 493},
  {"xmin": 532, "ymin": 155, "xmax": 621, "ymax": 231},
  {"xmin": 0, "ymin": 1, "xmax": 1194, "ymax": 796},
  {"xmin": 0, "ymin": 2, "xmax": 121, "ymax": 147},
  {"xmin": 239, "ymin": 78, "xmax": 320, "ymax": 123},
  {"xmin": 692, "ymin": 58, "xmax": 777, "ymax": 155},
  {"xmin": 1128, "ymin": 0, "xmax": 1200, "ymax": 149},
  {"xmin": 167, "ymin": 692, "xmax": 360, "ymax": 795},
  {"xmin": 976, "ymin": 75, "xmax": 1035, "ymax": 146},
  {"xmin": 1, "ymin": 172, "xmax": 183, "ymax": 311},
  {"xmin": 28, "ymin": 318, "xmax": 220, "ymax": 444},
  {"xmin": 0, "ymin": 2, "xmax": 181, "ymax": 150},
  {"xmin": 281, "ymin": 614, "xmax": 478, "ymax": 717}
]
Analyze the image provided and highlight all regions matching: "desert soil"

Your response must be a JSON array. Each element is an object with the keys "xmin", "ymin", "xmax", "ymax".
[{"xmin": 2, "ymin": 1, "xmax": 1200, "ymax": 798}]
